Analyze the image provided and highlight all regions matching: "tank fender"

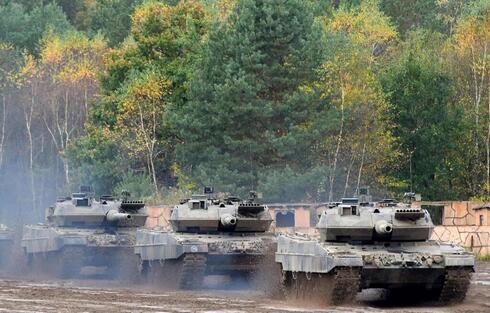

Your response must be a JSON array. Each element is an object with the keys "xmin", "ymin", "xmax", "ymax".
[
  {"xmin": 444, "ymin": 254, "xmax": 475, "ymax": 267},
  {"xmin": 275, "ymin": 235, "xmax": 362, "ymax": 273},
  {"xmin": 21, "ymin": 225, "xmax": 63, "ymax": 253},
  {"xmin": 135, "ymin": 229, "xmax": 208, "ymax": 261}
]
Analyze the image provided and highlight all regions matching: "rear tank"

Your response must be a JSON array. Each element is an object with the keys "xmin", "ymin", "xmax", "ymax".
[
  {"xmin": 275, "ymin": 192, "xmax": 475, "ymax": 305},
  {"xmin": 135, "ymin": 188, "xmax": 276, "ymax": 290},
  {"xmin": 0, "ymin": 224, "xmax": 13, "ymax": 267},
  {"xmin": 21, "ymin": 187, "xmax": 147, "ymax": 279}
]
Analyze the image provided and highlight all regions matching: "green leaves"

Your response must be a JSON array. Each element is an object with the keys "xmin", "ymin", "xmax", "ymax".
[
  {"xmin": 175, "ymin": 0, "xmax": 322, "ymax": 197},
  {"xmin": 0, "ymin": 1, "xmax": 73, "ymax": 53},
  {"xmin": 382, "ymin": 52, "xmax": 462, "ymax": 199}
]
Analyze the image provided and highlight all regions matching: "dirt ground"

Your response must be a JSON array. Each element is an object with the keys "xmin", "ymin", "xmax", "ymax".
[{"xmin": 0, "ymin": 263, "xmax": 489, "ymax": 313}]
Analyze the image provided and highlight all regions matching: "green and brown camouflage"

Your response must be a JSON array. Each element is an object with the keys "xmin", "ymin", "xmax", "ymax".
[{"xmin": 276, "ymin": 193, "xmax": 475, "ymax": 305}]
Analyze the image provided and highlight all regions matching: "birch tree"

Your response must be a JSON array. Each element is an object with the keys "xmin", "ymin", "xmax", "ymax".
[
  {"xmin": 115, "ymin": 70, "xmax": 170, "ymax": 195},
  {"xmin": 37, "ymin": 32, "xmax": 107, "ymax": 185},
  {"xmin": 452, "ymin": 11, "xmax": 490, "ymax": 194}
]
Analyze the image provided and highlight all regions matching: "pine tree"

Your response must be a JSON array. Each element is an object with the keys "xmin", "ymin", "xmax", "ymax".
[{"xmin": 177, "ymin": 0, "xmax": 322, "ymax": 195}]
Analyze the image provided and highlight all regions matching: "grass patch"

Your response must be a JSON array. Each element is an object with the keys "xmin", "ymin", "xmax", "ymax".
[{"xmin": 476, "ymin": 254, "xmax": 490, "ymax": 261}]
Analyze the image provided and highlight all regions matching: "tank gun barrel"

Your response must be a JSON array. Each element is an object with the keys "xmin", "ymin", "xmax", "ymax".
[
  {"xmin": 220, "ymin": 214, "xmax": 237, "ymax": 227},
  {"xmin": 375, "ymin": 220, "xmax": 393, "ymax": 235},
  {"xmin": 106, "ymin": 210, "xmax": 132, "ymax": 223}
]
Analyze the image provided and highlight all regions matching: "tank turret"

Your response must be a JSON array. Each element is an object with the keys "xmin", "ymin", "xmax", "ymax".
[
  {"xmin": 170, "ymin": 188, "xmax": 272, "ymax": 233},
  {"xmin": 46, "ymin": 187, "xmax": 147, "ymax": 228},
  {"xmin": 318, "ymin": 197, "xmax": 433, "ymax": 243}
]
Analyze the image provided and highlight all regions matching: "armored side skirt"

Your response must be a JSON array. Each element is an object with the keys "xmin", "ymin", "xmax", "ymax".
[{"xmin": 135, "ymin": 229, "xmax": 276, "ymax": 273}]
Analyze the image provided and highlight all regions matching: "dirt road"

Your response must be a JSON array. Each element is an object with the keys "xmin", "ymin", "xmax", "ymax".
[{"xmin": 0, "ymin": 263, "xmax": 489, "ymax": 313}]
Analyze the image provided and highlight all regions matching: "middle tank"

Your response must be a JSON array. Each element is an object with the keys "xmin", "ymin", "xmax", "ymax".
[{"xmin": 135, "ymin": 187, "xmax": 276, "ymax": 289}]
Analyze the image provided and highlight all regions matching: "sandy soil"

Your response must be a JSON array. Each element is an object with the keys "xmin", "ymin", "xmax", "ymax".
[{"xmin": 0, "ymin": 263, "xmax": 489, "ymax": 313}]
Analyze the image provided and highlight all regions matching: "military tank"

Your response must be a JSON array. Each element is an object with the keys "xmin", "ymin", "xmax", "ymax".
[
  {"xmin": 135, "ymin": 187, "xmax": 276, "ymax": 290},
  {"xmin": 276, "ymin": 193, "xmax": 475, "ymax": 305},
  {"xmin": 0, "ymin": 223, "xmax": 14, "ymax": 267},
  {"xmin": 21, "ymin": 187, "xmax": 147, "ymax": 279}
]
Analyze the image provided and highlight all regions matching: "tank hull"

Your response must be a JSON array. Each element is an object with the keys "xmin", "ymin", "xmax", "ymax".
[
  {"xmin": 135, "ymin": 229, "xmax": 275, "ymax": 272},
  {"xmin": 21, "ymin": 225, "xmax": 140, "ymax": 279},
  {"xmin": 276, "ymin": 234, "xmax": 475, "ymax": 304},
  {"xmin": 0, "ymin": 231, "xmax": 13, "ymax": 267},
  {"xmin": 0, "ymin": 224, "xmax": 14, "ymax": 267},
  {"xmin": 135, "ymin": 229, "xmax": 278, "ymax": 289}
]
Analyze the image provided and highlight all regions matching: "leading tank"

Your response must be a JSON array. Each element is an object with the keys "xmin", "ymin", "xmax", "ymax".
[
  {"xmin": 0, "ymin": 223, "xmax": 13, "ymax": 267},
  {"xmin": 135, "ymin": 187, "xmax": 277, "ymax": 290},
  {"xmin": 21, "ymin": 187, "xmax": 147, "ymax": 279},
  {"xmin": 275, "ymin": 192, "xmax": 475, "ymax": 305}
]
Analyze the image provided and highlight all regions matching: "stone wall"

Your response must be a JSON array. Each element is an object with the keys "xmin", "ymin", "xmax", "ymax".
[
  {"xmin": 431, "ymin": 226, "xmax": 490, "ymax": 256},
  {"xmin": 414, "ymin": 200, "xmax": 490, "ymax": 226},
  {"xmin": 144, "ymin": 203, "xmax": 490, "ymax": 256},
  {"xmin": 145, "ymin": 206, "xmax": 172, "ymax": 229}
]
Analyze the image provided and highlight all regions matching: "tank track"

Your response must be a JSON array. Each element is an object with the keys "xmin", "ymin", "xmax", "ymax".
[
  {"xmin": 331, "ymin": 267, "xmax": 361, "ymax": 305},
  {"xmin": 58, "ymin": 246, "xmax": 85, "ymax": 279},
  {"xmin": 282, "ymin": 267, "xmax": 360, "ymax": 306},
  {"xmin": 438, "ymin": 268, "xmax": 472, "ymax": 304},
  {"xmin": 179, "ymin": 254, "xmax": 207, "ymax": 289}
]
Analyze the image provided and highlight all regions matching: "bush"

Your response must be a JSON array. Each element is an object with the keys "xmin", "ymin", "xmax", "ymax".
[
  {"xmin": 258, "ymin": 165, "xmax": 329, "ymax": 203},
  {"xmin": 113, "ymin": 172, "xmax": 154, "ymax": 200}
]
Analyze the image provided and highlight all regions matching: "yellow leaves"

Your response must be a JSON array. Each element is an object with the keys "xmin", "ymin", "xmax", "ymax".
[
  {"xmin": 212, "ymin": 0, "xmax": 236, "ymax": 22},
  {"xmin": 170, "ymin": 163, "xmax": 195, "ymax": 191},
  {"xmin": 454, "ymin": 10, "xmax": 490, "ymax": 57},
  {"xmin": 113, "ymin": 70, "xmax": 171, "ymax": 158},
  {"xmin": 319, "ymin": 1, "xmax": 392, "ymax": 112},
  {"xmin": 0, "ymin": 42, "xmax": 13, "ymax": 51},
  {"xmin": 18, "ymin": 53, "xmax": 38, "ymax": 82},
  {"xmin": 103, "ymin": 38, "xmax": 137, "ymax": 75},
  {"xmin": 119, "ymin": 72, "xmax": 171, "ymax": 117},
  {"xmin": 328, "ymin": 0, "xmax": 397, "ymax": 49},
  {"xmin": 131, "ymin": 0, "xmax": 207, "ymax": 45},
  {"xmin": 36, "ymin": 32, "xmax": 108, "ymax": 86}
]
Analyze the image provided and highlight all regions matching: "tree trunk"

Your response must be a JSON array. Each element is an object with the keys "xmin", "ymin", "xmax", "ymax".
[
  {"xmin": 149, "ymin": 152, "xmax": 159, "ymax": 196},
  {"xmin": 487, "ymin": 84, "xmax": 490, "ymax": 194},
  {"xmin": 25, "ymin": 87, "xmax": 36, "ymax": 214},
  {"xmin": 472, "ymin": 43, "xmax": 487, "ymax": 152},
  {"xmin": 343, "ymin": 154, "xmax": 355, "ymax": 198},
  {"xmin": 328, "ymin": 86, "xmax": 345, "ymax": 202},
  {"xmin": 355, "ymin": 141, "xmax": 367, "ymax": 195},
  {"xmin": 0, "ymin": 94, "xmax": 6, "ymax": 168}
]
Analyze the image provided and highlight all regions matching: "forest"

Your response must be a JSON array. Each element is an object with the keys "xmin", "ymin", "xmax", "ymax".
[{"xmin": 0, "ymin": 0, "xmax": 490, "ymax": 223}]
